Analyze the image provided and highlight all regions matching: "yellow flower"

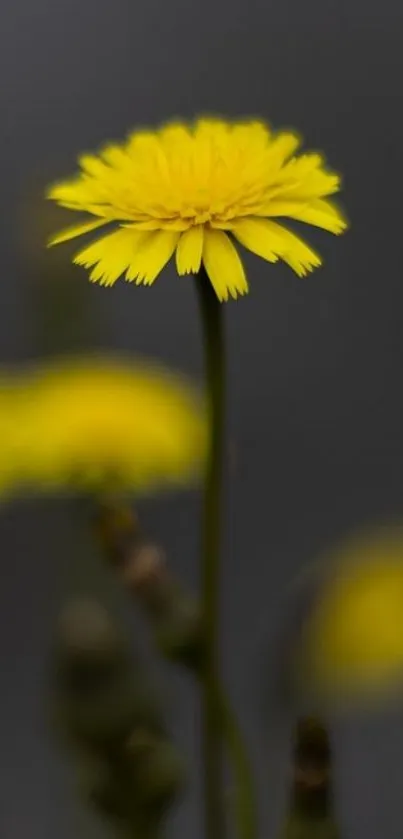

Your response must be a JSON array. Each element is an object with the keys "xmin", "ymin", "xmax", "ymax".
[
  {"xmin": 296, "ymin": 527, "xmax": 403, "ymax": 705},
  {"xmin": 0, "ymin": 356, "xmax": 207, "ymax": 496},
  {"xmin": 0, "ymin": 374, "xmax": 33, "ymax": 495},
  {"xmin": 47, "ymin": 117, "xmax": 347, "ymax": 302}
]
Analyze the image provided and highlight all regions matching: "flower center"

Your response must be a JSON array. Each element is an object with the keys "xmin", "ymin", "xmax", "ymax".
[{"xmin": 187, "ymin": 210, "xmax": 212, "ymax": 225}]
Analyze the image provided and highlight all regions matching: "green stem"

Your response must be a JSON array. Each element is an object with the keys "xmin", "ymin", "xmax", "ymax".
[
  {"xmin": 215, "ymin": 681, "xmax": 258, "ymax": 839},
  {"xmin": 195, "ymin": 269, "xmax": 226, "ymax": 839}
]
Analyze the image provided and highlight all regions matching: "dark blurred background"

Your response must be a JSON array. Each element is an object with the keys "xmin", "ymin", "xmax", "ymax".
[{"xmin": 1, "ymin": 0, "xmax": 403, "ymax": 837}]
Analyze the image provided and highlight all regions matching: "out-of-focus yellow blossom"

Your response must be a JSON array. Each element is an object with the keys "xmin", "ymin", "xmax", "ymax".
[
  {"xmin": 0, "ymin": 375, "xmax": 28, "ymax": 495},
  {"xmin": 295, "ymin": 527, "xmax": 403, "ymax": 704},
  {"xmin": 47, "ymin": 117, "xmax": 347, "ymax": 302},
  {"xmin": 0, "ymin": 356, "xmax": 207, "ymax": 496}
]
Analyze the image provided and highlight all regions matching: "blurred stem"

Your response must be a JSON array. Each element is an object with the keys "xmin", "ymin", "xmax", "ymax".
[
  {"xmin": 215, "ymin": 680, "xmax": 258, "ymax": 839},
  {"xmin": 195, "ymin": 270, "xmax": 226, "ymax": 839}
]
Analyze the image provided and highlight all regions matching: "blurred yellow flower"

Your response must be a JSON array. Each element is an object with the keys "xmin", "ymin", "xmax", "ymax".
[
  {"xmin": 0, "ymin": 356, "xmax": 207, "ymax": 496},
  {"xmin": 0, "ymin": 374, "xmax": 32, "ymax": 495},
  {"xmin": 296, "ymin": 527, "xmax": 403, "ymax": 704},
  {"xmin": 47, "ymin": 117, "xmax": 347, "ymax": 302}
]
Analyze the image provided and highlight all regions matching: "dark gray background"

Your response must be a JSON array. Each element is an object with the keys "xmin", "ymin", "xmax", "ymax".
[{"xmin": 1, "ymin": 0, "xmax": 403, "ymax": 836}]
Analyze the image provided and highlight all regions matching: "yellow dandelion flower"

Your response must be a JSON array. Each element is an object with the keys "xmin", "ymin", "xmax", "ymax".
[
  {"xmin": 296, "ymin": 527, "xmax": 403, "ymax": 704},
  {"xmin": 1, "ymin": 356, "xmax": 207, "ymax": 496},
  {"xmin": 0, "ymin": 370, "xmax": 42, "ymax": 496},
  {"xmin": 47, "ymin": 117, "xmax": 347, "ymax": 302}
]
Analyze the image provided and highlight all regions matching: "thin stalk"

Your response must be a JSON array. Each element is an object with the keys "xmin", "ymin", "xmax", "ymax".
[
  {"xmin": 195, "ymin": 269, "xmax": 226, "ymax": 839},
  {"xmin": 215, "ymin": 680, "xmax": 258, "ymax": 839}
]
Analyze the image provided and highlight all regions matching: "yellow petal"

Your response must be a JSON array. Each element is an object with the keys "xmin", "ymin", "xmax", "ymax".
[
  {"xmin": 47, "ymin": 178, "xmax": 105, "ymax": 208},
  {"xmin": 232, "ymin": 120, "xmax": 271, "ymax": 144},
  {"xmin": 231, "ymin": 218, "xmax": 280, "ymax": 263},
  {"xmin": 264, "ymin": 131, "xmax": 301, "ymax": 168},
  {"xmin": 202, "ymin": 230, "xmax": 248, "ymax": 302},
  {"xmin": 47, "ymin": 218, "xmax": 110, "ymax": 247},
  {"xmin": 78, "ymin": 154, "xmax": 113, "ymax": 180},
  {"xmin": 157, "ymin": 124, "xmax": 193, "ymax": 164},
  {"xmin": 233, "ymin": 217, "xmax": 321, "ymax": 277},
  {"xmin": 263, "ymin": 198, "xmax": 347, "ymax": 234},
  {"xmin": 100, "ymin": 144, "xmax": 138, "ymax": 173},
  {"xmin": 176, "ymin": 226, "xmax": 204, "ymax": 275},
  {"xmin": 268, "ymin": 154, "xmax": 341, "ymax": 200},
  {"xmin": 55, "ymin": 201, "xmax": 137, "ymax": 221},
  {"xmin": 126, "ymin": 230, "xmax": 180, "ymax": 285},
  {"xmin": 194, "ymin": 118, "xmax": 230, "ymax": 147},
  {"xmin": 124, "ymin": 218, "xmax": 190, "ymax": 232},
  {"xmin": 74, "ymin": 228, "xmax": 149, "ymax": 287},
  {"xmin": 263, "ymin": 220, "xmax": 322, "ymax": 277},
  {"xmin": 123, "ymin": 220, "xmax": 163, "ymax": 231}
]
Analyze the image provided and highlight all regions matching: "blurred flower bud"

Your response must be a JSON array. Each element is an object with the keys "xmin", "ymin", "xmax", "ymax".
[
  {"xmin": 122, "ymin": 543, "xmax": 204, "ymax": 670},
  {"xmin": 124, "ymin": 729, "xmax": 186, "ymax": 814},
  {"xmin": 94, "ymin": 498, "xmax": 142, "ymax": 568},
  {"xmin": 56, "ymin": 598, "xmax": 126, "ymax": 667},
  {"xmin": 94, "ymin": 499, "xmax": 204, "ymax": 669},
  {"xmin": 52, "ymin": 598, "xmax": 164, "ymax": 753},
  {"xmin": 78, "ymin": 729, "xmax": 185, "ymax": 827},
  {"xmin": 76, "ymin": 756, "xmax": 122, "ymax": 820},
  {"xmin": 278, "ymin": 717, "xmax": 339, "ymax": 839},
  {"xmin": 87, "ymin": 770, "xmax": 146, "ymax": 828},
  {"xmin": 291, "ymin": 718, "xmax": 331, "ymax": 815},
  {"xmin": 88, "ymin": 775, "xmax": 126, "ymax": 824}
]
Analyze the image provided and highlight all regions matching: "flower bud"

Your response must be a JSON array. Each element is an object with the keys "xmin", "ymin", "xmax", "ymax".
[
  {"xmin": 123, "ymin": 543, "xmax": 204, "ymax": 670},
  {"xmin": 279, "ymin": 717, "xmax": 339, "ymax": 839},
  {"xmin": 79, "ymin": 730, "xmax": 185, "ymax": 826},
  {"xmin": 94, "ymin": 498, "xmax": 142, "ymax": 567},
  {"xmin": 51, "ymin": 598, "xmax": 164, "ymax": 753},
  {"xmin": 124, "ymin": 730, "xmax": 186, "ymax": 814}
]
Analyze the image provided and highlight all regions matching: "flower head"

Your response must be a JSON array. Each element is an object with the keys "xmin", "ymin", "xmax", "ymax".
[
  {"xmin": 294, "ymin": 526, "xmax": 403, "ymax": 706},
  {"xmin": 0, "ymin": 374, "xmax": 32, "ymax": 495},
  {"xmin": 0, "ymin": 356, "xmax": 207, "ymax": 497},
  {"xmin": 47, "ymin": 118, "xmax": 347, "ymax": 302}
]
